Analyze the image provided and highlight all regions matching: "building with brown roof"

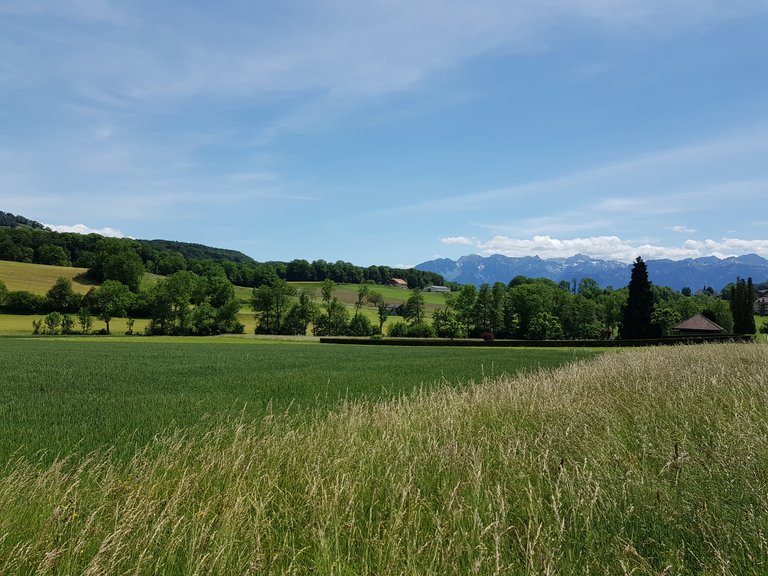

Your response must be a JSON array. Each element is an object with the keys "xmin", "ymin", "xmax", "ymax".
[{"xmin": 673, "ymin": 314, "xmax": 725, "ymax": 335}]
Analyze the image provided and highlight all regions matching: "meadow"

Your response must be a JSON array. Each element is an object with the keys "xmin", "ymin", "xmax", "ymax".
[
  {"xmin": 0, "ymin": 342, "xmax": 766, "ymax": 574},
  {"xmin": 0, "ymin": 337, "xmax": 593, "ymax": 463},
  {"xmin": 0, "ymin": 260, "xmax": 95, "ymax": 294}
]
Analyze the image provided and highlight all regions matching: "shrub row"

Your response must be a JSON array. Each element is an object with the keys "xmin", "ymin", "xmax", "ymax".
[{"xmin": 320, "ymin": 334, "xmax": 755, "ymax": 347}]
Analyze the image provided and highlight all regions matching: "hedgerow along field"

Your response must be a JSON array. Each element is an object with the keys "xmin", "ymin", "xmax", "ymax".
[
  {"xmin": 1, "ymin": 343, "xmax": 766, "ymax": 574},
  {"xmin": 0, "ymin": 337, "xmax": 595, "ymax": 464}
]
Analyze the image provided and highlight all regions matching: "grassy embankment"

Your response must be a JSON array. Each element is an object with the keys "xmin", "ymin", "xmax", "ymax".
[{"xmin": 1, "ymin": 343, "xmax": 767, "ymax": 574}]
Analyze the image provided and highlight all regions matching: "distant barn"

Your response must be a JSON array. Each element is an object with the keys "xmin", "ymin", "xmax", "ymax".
[
  {"xmin": 389, "ymin": 278, "xmax": 408, "ymax": 289},
  {"xmin": 673, "ymin": 314, "xmax": 725, "ymax": 335},
  {"xmin": 422, "ymin": 285, "xmax": 450, "ymax": 293}
]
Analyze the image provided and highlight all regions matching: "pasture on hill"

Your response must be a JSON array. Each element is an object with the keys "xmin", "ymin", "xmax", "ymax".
[
  {"xmin": 0, "ymin": 259, "xmax": 162, "ymax": 295},
  {"xmin": 0, "ymin": 338, "xmax": 594, "ymax": 463},
  {"xmin": 1, "ymin": 343, "xmax": 766, "ymax": 574},
  {"xmin": 0, "ymin": 259, "xmax": 94, "ymax": 294}
]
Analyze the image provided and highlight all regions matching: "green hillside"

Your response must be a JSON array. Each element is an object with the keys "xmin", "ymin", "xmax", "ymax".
[
  {"xmin": 0, "ymin": 210, "xmax": 46, "ymax": 230},
  {"xmin": 0, "ymin": 259, "xmax": 95, "ymax": 294}
]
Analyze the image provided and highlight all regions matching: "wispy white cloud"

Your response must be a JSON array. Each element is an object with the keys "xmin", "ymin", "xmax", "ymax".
[
  {"xmin": 3, "ymin": 1, "xmax": 765, "ymax": 108},
  {"xmin": 442, "ymin": 234, "xmax": 768, "ymax": 262},
  {"xmin": 672, "ymin": 225, "xmax": 697, "ymax": 233},
  {"xmin": 44, "ymin": 223, "xmax": 128, "ymax": 238},
  {"xmin": 442, "ymin": 236, "xmax": 479, "ymax": 246},
  {"xmin": 386, "ymin": 128, "xmax": 768, "ymax": 220}
]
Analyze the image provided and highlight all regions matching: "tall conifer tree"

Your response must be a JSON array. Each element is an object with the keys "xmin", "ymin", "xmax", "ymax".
[
  {"xmin": 620, "ymin": 256, "xmax": 654, "ymax": 339},
  {"xmin": 730, "ymin": 277, "xmax": 756, "ymax": 334}
]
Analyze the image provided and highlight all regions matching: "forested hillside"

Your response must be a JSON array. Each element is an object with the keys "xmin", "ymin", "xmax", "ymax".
[
  {"xmin": 0, "ymin": 218, "xmax": 445, "ymax": 290},
  {"xmin": 0, "ymin": 211, "xmax": 47, "ymax": 230}
]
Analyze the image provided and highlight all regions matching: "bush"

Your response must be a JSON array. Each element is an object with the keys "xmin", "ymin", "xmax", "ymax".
[
  {"xmin": 348, "ymin": 314, "xmax": 373, "ymax": 337},
  {"xmin": 387, "ymin": 321, "xmax": 409, "ymax": 338},
  {"xmin": 387, "ymin": 320, "xmax": 435, "ymax": 338},
  {"xmin": 44, "ymin": 311, "xmax": 62, "ymax": 334},
  {"xmin": 407, "ymin": 321, "xmax": 435, "ymax": 338},
  {"xmin": 3, "ymin": 290, "xmax": 45, "ymax": 314},
  {"xmin": 480, "ymin": 331, "xmax": 495, "ymax": 342}
]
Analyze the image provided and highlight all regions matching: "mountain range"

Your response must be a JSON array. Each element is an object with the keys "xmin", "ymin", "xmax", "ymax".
[{"xmin": 416, "ymin": 253, "xmax": 768, "ymax": 292}]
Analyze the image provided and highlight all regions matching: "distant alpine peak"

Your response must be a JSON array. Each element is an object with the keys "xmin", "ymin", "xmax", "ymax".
[{"xmin": 416, "ymin": 253, "xmax": 768, "ymax": 292}]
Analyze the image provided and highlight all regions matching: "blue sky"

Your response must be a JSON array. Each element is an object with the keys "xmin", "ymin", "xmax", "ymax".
[{"xmin": 2, "ymin": 1, "xmax": 768, "ymax": 267}]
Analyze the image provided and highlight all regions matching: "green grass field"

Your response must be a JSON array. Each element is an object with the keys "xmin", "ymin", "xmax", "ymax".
[
  {"xmin": 1, "ymin": 342, "xmax": 766, "ymax": 574},
  {"xmin": 0, "ymin": 259, "xmax": 163, "ymax": 296},
  {"xmin": 0, "ymin": 313, "xmax": 150, "ymax": 336},
  {"xmin": 0, "ymin": 259, "xmax": 95, "ymax": 294},
  {"xmin": 0, "ymin": 338, "xmax": 594, "ymax": 463}
]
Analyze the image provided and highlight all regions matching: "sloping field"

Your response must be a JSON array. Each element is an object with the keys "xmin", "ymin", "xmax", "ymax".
[
  {"xmin": 0, "ymin": 259, "xmax": 94, "ymax": 294},
  {"xmin": 1, "ymin": 343, "xmax": 766, "ymax": 574},
  {"xmin": 0, "ymin": 260, "xmax": 165, "ymax": 296}
]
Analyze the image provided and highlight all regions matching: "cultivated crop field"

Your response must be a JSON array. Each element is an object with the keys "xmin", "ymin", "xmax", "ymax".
[
  {"xmin": 0, "ymin": 338, "xmax": 592, "ymax": 463},
  {"xmin": 1, "ymin": 342, "xmax": 766, "ymax": 574}
]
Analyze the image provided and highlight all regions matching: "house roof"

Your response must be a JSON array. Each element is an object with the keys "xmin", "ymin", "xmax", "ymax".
[
  {"xmin": 674, "ymin": 314, "xmax": 724, "ymax": 333},
  {"xmin": 390, "ymin": 278, "xmax": 408, "ymax": 286}
]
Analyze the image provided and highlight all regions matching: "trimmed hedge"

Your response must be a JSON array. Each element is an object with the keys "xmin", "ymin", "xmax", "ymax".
[{"xmin": 320, "ymin": 334, "xmax": 755, "ymax": 347}]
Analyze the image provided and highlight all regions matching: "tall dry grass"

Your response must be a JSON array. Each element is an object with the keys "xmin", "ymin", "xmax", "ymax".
[{"xmin": 2, "ymin": 343, "xmax": 767, "ymax": 574}]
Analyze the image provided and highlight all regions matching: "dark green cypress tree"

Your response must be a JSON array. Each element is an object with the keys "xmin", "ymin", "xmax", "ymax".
[
  {"xmin": 620, "ymin": 256, "xmax": 655, "ymax": 339},
  {"xmin": 731, "ymin": 277, "xmax": 756, "ymax": 334}
]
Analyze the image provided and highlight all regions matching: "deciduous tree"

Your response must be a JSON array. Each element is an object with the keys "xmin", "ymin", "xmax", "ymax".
[
  {"xmin": 402, "ymin": 289, "xmax": 425, "ymax": 324},
  {"xmin": 529, "ymin": 312, "xmax": 563, "ymax": 340},
  {"xmin": 91, "ymin": 280, "xmax": 132, "ymax": 334},
  {"xmin": 78, "ymin": 307, "xmax": 93, "ymax": 334},
  {"xmin": 46, "ymin": 277, "xmax": 81, "ymax": 313},
  {"xmin": 367, "ymin": 291, "xmax": 389, "ymax": 333},
  {"xmin": 44, "ymin": 311, "xmax": 62, "ymax": 334}
]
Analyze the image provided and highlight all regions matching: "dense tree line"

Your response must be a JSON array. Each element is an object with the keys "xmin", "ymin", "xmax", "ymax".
[
  {"xmin": 245, "ymin": 260, "xmax": 750, "ymax": 339},
  {"xmin": 0, "ymin": 226, "xmax": 445, "ymax": 290},
  {"xmin": 427, "ymin": 260, "xmax": 740, "ymax": 340},
  {"xmin": 3, "ymin": 269, "xmax": 243, "ymax": 336},
  {"xmin": 426, "ymin": 277, "xmax": 625, "ymax": 340}
]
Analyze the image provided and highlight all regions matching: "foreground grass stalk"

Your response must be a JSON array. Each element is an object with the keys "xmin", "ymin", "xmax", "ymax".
[{"xmin": 1, "ymin": 343, "xmax": 767, "ymax": 574}]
